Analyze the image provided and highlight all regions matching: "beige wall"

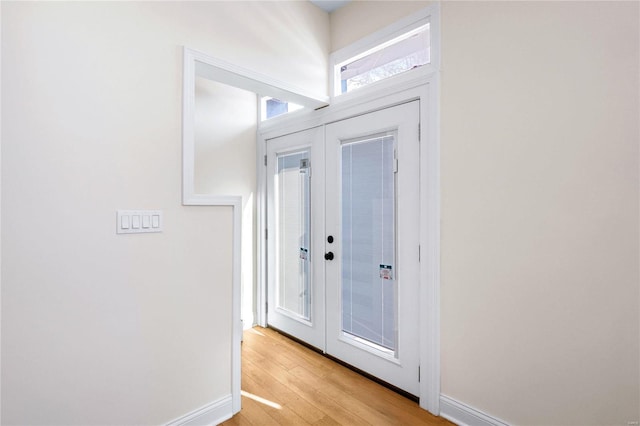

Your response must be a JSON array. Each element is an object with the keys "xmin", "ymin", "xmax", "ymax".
[
  {"xmin": 333, "ymin": 1, "xmax": 639, "ymax": 424},
  {"xmin": 330, "ymin": 0, "xmax": 430, "ymax": 51},
  {"xmin": 0, "ymin": 1, "xmax": 328, "ymax": 425},
  {"xmin": 194, "ymin": 77, "xmax": 257, "ymax": 328},
  {"xmin": 3, "ymin": 0, "xmax": 639, "ymax": 425},
  {"xmin": 440, "ymin": 2, "xmax": 639, "ymax": 424}
]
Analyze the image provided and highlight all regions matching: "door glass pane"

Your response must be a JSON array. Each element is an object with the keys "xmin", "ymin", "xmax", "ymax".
[
  {"xmin": 341, "ymin": 135, "xmax": 396, "ymax": 351},
  {"xmin": 276, "ymin": 151, "xmax": 311, "ymax": 321}
]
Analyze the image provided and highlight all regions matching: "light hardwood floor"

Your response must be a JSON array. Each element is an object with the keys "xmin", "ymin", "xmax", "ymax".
[{"xmin": 221, "ymin": 327, "xmax": 452, "ymax": 425}]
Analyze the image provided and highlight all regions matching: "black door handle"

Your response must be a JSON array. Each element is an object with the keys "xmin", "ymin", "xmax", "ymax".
[{"xmin": 324, "ymin": 252, "xmax": 334, "ymax": 261}]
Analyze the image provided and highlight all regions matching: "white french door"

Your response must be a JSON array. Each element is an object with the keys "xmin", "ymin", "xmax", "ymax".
[
  {"xmin": 266, "ymin": 126, "xmax": 325, "ymax": 350},
  {"xmin": 325, "ymin": 101, "xmax": 420, "ymax": 396},
  {"xmin": 267, "ymin": 101, "xmax": 420, "ymax": 396}
]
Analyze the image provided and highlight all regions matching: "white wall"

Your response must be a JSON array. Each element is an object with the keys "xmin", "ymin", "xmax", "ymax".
[
  {"xmin": 0, "ymin": 2, "xmax": 3, "ymax": 422},
  {"xmin": 1, "ymin": 1, "xmax": 328, "ymax": 425},
  {"xmin": 329, "ymin": 0, "xmax": 430, "ymax": 51},
  {"xmin": 194, "ymin": 77, "xmax": 257, "ymax": 328},
  {"xmin": 440, "ymin": 2, "xmax": 639, "ymax": 424},
  {"xmin": 332, "ymin": 1, "xmax": 639, "ymax": 424}
]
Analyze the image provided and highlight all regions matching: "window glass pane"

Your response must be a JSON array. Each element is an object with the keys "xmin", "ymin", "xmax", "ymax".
[
  {"xmin": 267, "ymin": 98, "xmax": 288, "ymax": 119},
  {"xmin": 261, "ymin": 97, "xmax": 304, "ymax": 121},
  {"xmin": 341, "ymin": 135, "xmax": 396, "ymax": 350},
  {"xmin": 276, "ymin": 151, "xmax": 311, "ymax": 320},
  {"xmin": 339, "ymin": 24, "xmax": 430, "ymax": 94}
]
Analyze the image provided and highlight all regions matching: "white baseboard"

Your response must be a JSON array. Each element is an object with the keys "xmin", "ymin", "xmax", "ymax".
[
  {"xmin": 166, "ymin": 395, "xmax": 234, "ymax": 426},
  {"xmin": 440, "ymin": 395, "xmax": 510, "ymax": 426}
]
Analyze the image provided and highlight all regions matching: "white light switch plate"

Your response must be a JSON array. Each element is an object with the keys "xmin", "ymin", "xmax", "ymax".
[{"xmin": 117, "ymin": 210, "xmax": 162, "ymax": 234}]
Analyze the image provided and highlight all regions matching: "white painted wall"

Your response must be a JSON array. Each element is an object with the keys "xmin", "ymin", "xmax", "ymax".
[
  {"xmin": 194, "ymin": 77, "xmax": 257, "ymax": 328},
  {"xmin": 332, "ymin": 1, "xmax": 639, "ymax": 424},
  {"xmin": 440, "ymin": 2, "xmax": 639, "ymax": 424},
  {"xmin": 0, "ymin": 2, "xmax": 3, "ymax": 422},
  {"xmin": 0, "ymin": 1, "xmax": 328, "ymax": 424},
  {"xmin": 329, "ymin": 0, "xmax": 430, "ymax": 51}
]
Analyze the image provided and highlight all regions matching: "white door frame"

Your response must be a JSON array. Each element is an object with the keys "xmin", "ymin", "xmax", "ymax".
[{"xmin": 257, "ymin": 72, "xmax": 440, "ymax": 414}]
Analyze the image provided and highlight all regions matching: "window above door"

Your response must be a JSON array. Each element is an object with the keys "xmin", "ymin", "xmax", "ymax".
[
  {"xmin": 336, "ymin": 24, "xmax": 430, "ymax": 96},
  {"xmin": 329, "ymin": 6, "xmax": 439, "ymax": 100}
]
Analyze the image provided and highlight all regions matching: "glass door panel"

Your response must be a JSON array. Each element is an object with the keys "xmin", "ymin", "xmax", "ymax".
[
  {"xmin": 276, "ymin": 151, "xmax": 311, "ymax": 320},
  {"xmin": 341, "ymin": 135, "xmax": 396, "ymax": 352},
  {"xmin": 266, "ymin": 126, "xmax": 325, "ymax": 350}
]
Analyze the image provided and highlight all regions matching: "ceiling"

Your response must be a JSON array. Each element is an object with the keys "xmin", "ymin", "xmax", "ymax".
[{"xmin": 309, "ymin": 0, "xmax": 351, "ymax": 13}]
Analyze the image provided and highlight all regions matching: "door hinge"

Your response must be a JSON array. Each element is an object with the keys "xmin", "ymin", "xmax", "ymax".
[
  {"xmin": 393, "ymin": 149, "xmax": 398, "ymax": 173},
  {"xmin": 264, "ymin": 155, "xmax": 267, "ymax": 166},
  {"xmin": 418, "ymin": 124, "xmax": 421, "ymax": 142},
  {"xmin": 418, "ymin": 245, "xmax": 421, "ymax": 262},
  {"xmin": 418, "ymin": 366, "xmax": 421, "ymax": 382},
  {"xmin": 265, "ymin": 228, "xmax": 268, "ymax": 240}
]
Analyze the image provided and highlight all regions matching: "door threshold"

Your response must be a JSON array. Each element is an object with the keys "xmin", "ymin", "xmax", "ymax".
[{"xmin": 267, "ymin": 326, "xmax": 419, "ymax": 403}]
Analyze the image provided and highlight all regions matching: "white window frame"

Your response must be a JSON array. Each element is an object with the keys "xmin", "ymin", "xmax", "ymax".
[{"xmin": 329, "ymin": 6, "xmax": 440, "ymax": 102}]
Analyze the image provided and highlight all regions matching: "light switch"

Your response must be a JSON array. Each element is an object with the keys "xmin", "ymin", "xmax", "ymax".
[{"xmin": 117, "ymin": 210, "xmax": 163, "ymax": 234}]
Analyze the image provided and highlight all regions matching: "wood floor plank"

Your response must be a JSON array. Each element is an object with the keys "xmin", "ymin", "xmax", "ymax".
[
  {"xmin": 244, "ymin": 358, "xmax": 329, "ymax": 424},
  {"xmin": 221, "ymin": 327, "xmax": 453, "ymax": 426},
  {"xmin": 313, "ymin": 415, "xmax": 342, "ymax": 426},
  {"xmin": 243, "ymin": 382, "xmax": 312, "ymax": 425},
  {"xmin": 266, "ymin": 366, "xmax": 370, "ymax": 426},
  {"xmin": 236, "ymin": 395, "xmax": 279, "ymax": 426}
]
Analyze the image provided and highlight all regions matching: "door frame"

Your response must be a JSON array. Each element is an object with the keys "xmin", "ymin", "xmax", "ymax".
[{"xmin": 257, "ymin": 73, "xmax": 441, "ymax": 414}]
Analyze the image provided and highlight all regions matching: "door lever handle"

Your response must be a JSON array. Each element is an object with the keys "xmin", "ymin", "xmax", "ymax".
[{"xmin": 324, "ymin": 252, "xmax": 334, "ymax": 261}]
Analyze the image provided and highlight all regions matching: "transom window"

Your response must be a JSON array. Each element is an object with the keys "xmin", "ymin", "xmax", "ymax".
[
  {"xmin": 330, "ymin": 8, "xmax": 433, "ymax": 97},
  {"xmin": 337, "ymin": 25, "xmax": 429, "ymax": 95},
  {"xmin": 260, "ymin": 96, "xmax": 303, "ymax": 121}
]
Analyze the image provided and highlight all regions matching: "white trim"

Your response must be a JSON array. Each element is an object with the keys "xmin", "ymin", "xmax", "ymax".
[
  {"xmin": 182, "ymin": 194, "xmax": 244, "ymax": 207},
  {"xmin": 440, "ymin": 395, "xmax": 511, "ymax": 426},
  {"xmin": 189, "ymin": 48, "xmax": 328, "ymax": 109},
  {"xmin": 230, "ymin": 197, "xmax": 242, "ymax": 413},
  {"xmin": 259, "ymin": 75, "xmax": 429, "ymax": 142},
  {"xmin": 256, "ymin": 103, "xmax": 268, "ymax": 328},
  {"xmin": 0, "ymin": 0, "xmax": 3, "ymax": 419},
  {"xmin": 175, "ymin": 192, "xmax": 243, "ymax": 416},
  {"xmin": 258, "ymin": 61, "xmax": 436, "ymax": 140},
  {"xmin": 182, "ymin": 46, "xmax": 329, "ymax": 207},
  {"xmin": 419, "ymin": 2, "xmax": 441, "ymax": 415},
  {"xmin": 418, "ymin": 78, "xmax": 440, "ymax": 415},
  {"xmin": 166, "ymin": 395, "xmax": 233, "ymax": 426}
]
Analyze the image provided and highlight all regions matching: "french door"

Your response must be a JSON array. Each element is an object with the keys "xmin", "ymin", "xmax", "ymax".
[
  {"xmin": 267, "ymin": 101, "xmax": 420, "ymax": 396},
  {"xmin": 266, "ymin": 126, "xmax": 325, "ymax": 350}
]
